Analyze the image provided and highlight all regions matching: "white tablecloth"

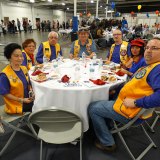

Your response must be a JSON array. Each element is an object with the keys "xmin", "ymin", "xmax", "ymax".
[{"xmin": 30, "ymin": 59, "xmax": 126, "ymax": 132}]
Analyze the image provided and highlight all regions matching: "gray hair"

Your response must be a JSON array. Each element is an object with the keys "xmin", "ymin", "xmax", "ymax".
[
  {"xmin": 146, "ymin": 37, "xmax": 160, "ymax": 44},
  {"xmin": 48, "ymin": 31, "xmax": 58, "ymax": 39}
]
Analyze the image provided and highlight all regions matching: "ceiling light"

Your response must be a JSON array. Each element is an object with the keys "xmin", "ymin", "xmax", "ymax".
[
  {"xmin": 48, "ymin": 0, "xmax": 52, "ymax": 2},
  {"xmin": 62, "ymin": 3, "xmax": 65, "ymax": 5},
  {"xmin": 100, "ymin": 5, "xmax": 102, "ymax": 8},
  {"xmin": 67, "ymin": 8, "xmax": 69, "ymax": 10},
  {"xmin": 91, "ymin": 0, "xmax": 94, "ymax": 3},
  {"xmin": 107, "ymin": 10, "xmax": 114, "ymax": 13},
  {"xmin": 30, "ymin": 0, "xmax": 35, "ymax": 3}
]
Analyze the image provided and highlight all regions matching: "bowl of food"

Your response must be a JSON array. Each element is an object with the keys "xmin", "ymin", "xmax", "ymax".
[
  {"xmin": 37, "ymin": 73, "xmax": 47, "ymax": 82},
  {"xmin": 108, "ymin": 76, "xmax": 117, "ymax": 83},
  {"xmin": 101, "ymin": 75, "xmax": 109, "ymax": 81}
]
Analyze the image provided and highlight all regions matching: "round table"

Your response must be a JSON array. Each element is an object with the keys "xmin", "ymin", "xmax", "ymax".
[{"xmin": 29, "ymin": 59, "xmax": 126, "ymax": 132}]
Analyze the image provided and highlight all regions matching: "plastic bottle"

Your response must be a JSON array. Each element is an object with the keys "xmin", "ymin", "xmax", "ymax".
[
  {"xmin": 92, "ymin": 52, "xmax": 97, "ymax": 65},
  {"xmin": 43, "ymin": 55, "xmax": 48, "ymax": 64},
  {"xmin": 74, "ymin": 63, "xmax": 81, "ymax": 81},
  {"xmin": 99, "ymin": 58, "xmax": 103, "ymax": 70},
  {"xmin": 53, "ymin": 60, "xmax": 58, "ymax": 68},
  {"xmin": 89, "ymin": 62, "xmax": 95, "ymax": 79},
  {"xmin": 82, "ymin": 52, "xmax": 86, "ymax": 63}
]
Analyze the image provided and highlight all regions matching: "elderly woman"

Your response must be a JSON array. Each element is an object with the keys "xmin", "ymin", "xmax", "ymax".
[
  {"xmin": 121, "ymin": 39, "xmax": 147, "ymax": 76},
  {"xmin": 0, "ymin": 43, "xmax": 34, "ymax": 114},
  {"xmin": 22, "ymin": 39, "xmax": 36, "ymax": 70}
]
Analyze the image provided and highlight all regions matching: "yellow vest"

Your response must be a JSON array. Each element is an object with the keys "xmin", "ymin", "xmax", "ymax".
[
  {"xmin": 113, "ymin": 62, "xmax": 160, "ymax": 119},
  {"xmin": 2, "ymin": 65, "xmax": 29, "ymax": 114},
  {"xmin": 22, "ymin": 50, "xmax": 32, "ymax": 70},
  {"xmin": 73, "ymin": 39, "xmax": 92, "ymax": 58},
  {"xmin": 42, "ymin": 41, "xmax": 60, "ymax": 59},
  {"xmin": 109, "ymin": 41, "xmax": 130, "ymax": 65}
]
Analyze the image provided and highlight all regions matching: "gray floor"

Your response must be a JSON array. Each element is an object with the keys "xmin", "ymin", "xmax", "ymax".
[{"xmin": 0, "ymin": 31, "xmax": 160, "ymax": 160}]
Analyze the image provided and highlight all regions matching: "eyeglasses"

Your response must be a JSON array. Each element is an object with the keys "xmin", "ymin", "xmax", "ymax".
[
  {"xmin": 113, "ymin": 34, "xmax": 122, "ymax": 36},
  {"xmin": 144, "ymin": 46, "xmax": 160, "ymax": 51},
  {"xmin": 49, "ymin": 36, "xmax": 58, "ymax": 39}
]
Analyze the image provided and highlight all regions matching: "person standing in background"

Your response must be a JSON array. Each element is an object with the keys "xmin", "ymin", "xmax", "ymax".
[
  {"xmin": 23, "ymin": 19, "xmax": 28, "ymax": 33},
  {"xmin": 17, "ymin": 18, "xmax": 21, "ymax": 33},
  {"xmin": 57, "ymin": 20, "xmax": 59, "ymax": 31},
  {"xmin": 122, "ymin": 17, "xmax": 128, "ymax": 28}
]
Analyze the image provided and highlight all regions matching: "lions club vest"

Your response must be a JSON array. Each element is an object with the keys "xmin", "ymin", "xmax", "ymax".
[
  {"xmin": 73, "ymin": 39, "xmax": 92, "ymax": 58},
  {"xmin": 42, "ymin": 41, "xmax": 60, "ymax": 59},
  {"xmin": 113, "ymin": 62, "xmax": 160, "ymax": 119},
  {"xmin": 109, "ymin": 41, "xmax": 130, "ymax": 65},
  {"xmin": 2, "ymin": 65, "xmax": 29, "ymax": 114},
  {"xmin": 22, "ymin": 50, "xmax": 33, "ymax": 70}
]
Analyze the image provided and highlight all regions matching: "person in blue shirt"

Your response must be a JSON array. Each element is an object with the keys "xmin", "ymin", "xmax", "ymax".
[
  {"xmin": 36, "ymin": 31, "xmax": 62, "ymax": 64},
  {"xmin": 122, "ymin": 17, "xmax": 128, "ymax": 28},
  {"xmin": 21, "ymin": 38, "xmax": 36, "ymax": 70},
  {"xmin": 69, "ymin": 28, "xmax": 97, "ymax": 59},
  {"xmin": 0, "ymin": 43, "xmax": 34, "ymax": 114},
  {"xmin": 121, "ymin": 39, "xmax": 147, "ymax": 77},
  {"xmin": 88, "ymin": 37, "xmax": 160, "ymax": 152},
  {"xmin": 106, "ymin": 29, "xmax": 131, "ymax": 67}
]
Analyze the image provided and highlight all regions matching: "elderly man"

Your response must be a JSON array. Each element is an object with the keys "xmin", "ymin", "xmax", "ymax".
[
  {"xmin": 89, "ymin": 37, "xmax": 160, "ymax": 152},
  {"xmin": 36, "ymin": 31, "xmax": 62, "ymax": 64},
  {"xmin": 107, "ymin": 29, "xmax": 131, "ymax": 68},
  {"xmin": 69, "ymin": 28, "xmax": 97, "ymax": 59}
]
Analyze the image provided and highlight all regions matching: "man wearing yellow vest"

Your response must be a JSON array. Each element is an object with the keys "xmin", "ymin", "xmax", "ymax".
[
  {"xmin": 89, "ymin": 38, "xmax": 160, "ymax": 152},
  {"xmin": 36, "ymin": 31, "xmax": 62, "ymax": 64},
  {"xmin": 69, "ymin": 28, "xmax": 97, "ymax": 59},
  {"xmin": 106, "ymin": 29, "xmax": 131, "ymax": 68}
]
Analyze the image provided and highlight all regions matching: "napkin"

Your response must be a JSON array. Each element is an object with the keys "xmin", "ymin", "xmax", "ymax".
[
  {"xmin": 61, "ymin": 75, "xmax": 70, "ymax": 83},
  {"xmin": 89, "ymin": 79, "xmax": 106, "ymax": 85},
  {"xmin": 116, "ymin": 70, "xmax": 125, "ymax": 76},
  {"xmin": 31, "ymin": 70, "xmax": 48, "ymax": 76}
]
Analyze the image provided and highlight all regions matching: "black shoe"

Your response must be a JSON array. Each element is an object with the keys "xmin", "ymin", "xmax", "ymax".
[{"xmin": 95, "ymin": 140, "xmax": 116, "ymax": 152}]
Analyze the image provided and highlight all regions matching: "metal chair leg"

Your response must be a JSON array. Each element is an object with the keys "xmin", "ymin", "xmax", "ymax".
[{"xmin": 40, "ymin": 140, "xmax": 43, "ymax": 160}]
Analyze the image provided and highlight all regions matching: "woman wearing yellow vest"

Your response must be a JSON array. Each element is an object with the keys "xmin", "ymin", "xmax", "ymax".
[
  {"xmin": 0, "ymin": 43, "xmax": 34, "ymax": 114},
  {"xmin": 21, "ymin": 39, "xmax": 36, "ymax": 70},
  {"xmin": 120, "ymin": 39, "xmax": 147, "ymax": 77},
  {"xmin": 89, "ymin": 38, "xmax": 160, "ymax": 152}
]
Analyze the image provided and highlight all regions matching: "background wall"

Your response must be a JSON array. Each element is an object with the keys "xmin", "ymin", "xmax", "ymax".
[{"xmin": 0, "ymin": 2, "xmax": 74, "ymax": 30}]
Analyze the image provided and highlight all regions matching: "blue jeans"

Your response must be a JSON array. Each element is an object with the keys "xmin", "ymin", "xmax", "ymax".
[{"xmin": 88, "ymin": 100, "xmax": 130, "ymax": 146}]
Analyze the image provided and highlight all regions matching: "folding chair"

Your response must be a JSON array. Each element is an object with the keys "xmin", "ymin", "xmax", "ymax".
[
  {"xmin": 110, "ymin": 108, "xmax": 157, "ymax": 160},
  {"xmin": 28, "ymin": 106, "xmax": 83, "ymax": 160},
  {"xmin": 145, "ymin": 110, "xmax": 160, "ymax": 133},
  {"xmin": 0, "ymin": 105, "xmax": 35, "ymax": 157}
]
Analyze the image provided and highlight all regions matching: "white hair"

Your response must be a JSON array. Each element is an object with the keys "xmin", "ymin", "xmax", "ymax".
[{"xmin": 48, "ymin": 31, "xmax": 58, "ymax": 39}]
